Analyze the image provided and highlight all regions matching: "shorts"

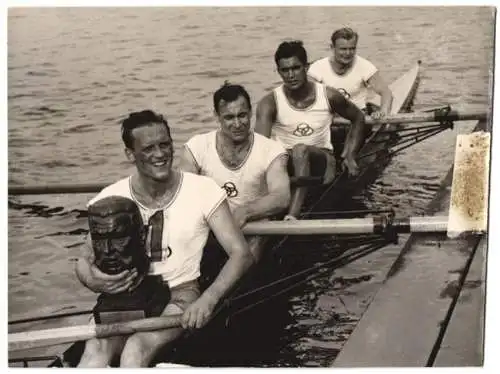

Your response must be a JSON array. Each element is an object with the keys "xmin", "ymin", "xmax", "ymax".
[
  {"xmin": 162, "ymin": 280, "xmax": 201, "ymax": 316},
  {"xmin": 88, "ymin": 280, "xmax": 201, "ymax": 324}
]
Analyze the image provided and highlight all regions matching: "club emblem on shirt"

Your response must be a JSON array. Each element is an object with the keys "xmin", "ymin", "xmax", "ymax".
[
  {"xmin": 338, "ymin": 88, "xmax": 351, "ymax": 99},
  {"xmin": 222, "ymin": 182, "xmax": 238, "ymax": 198},
  {"xmin": 293, "ymin": 123, "xmax": 315, "ymax": 137}
]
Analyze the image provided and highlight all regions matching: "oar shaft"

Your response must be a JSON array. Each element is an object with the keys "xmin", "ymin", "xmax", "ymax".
[
  {"xmin": 242, "ymin": 216, "xmax": 450, "ymax": 235},
  {"xmin": 8, "ymin": 176, "xmax": 323, "ymax": 196},
  {"xmin": 332, "ymin": 110, "xmax": 487, "ymax": 126},
  {"xmin": 95, "ymin": 315, "xmax": 182, "ymax": 339},
  {"xmin": 9, "ymin": 325, "xmax": 96, "ymax": 352},
  {"xmin": 243, "ymin": 218, "xmax": 380, "ymax": 235},
  {"xmin": 9, "ymin": 314, "xmax": 182, "ymax": 352},
  {"xmin": 8, "ymin": 183, "xmax": 108, "ymax": 196}
]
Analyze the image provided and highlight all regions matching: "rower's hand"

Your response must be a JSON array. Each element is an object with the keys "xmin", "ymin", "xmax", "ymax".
[
  {"xmin": 89, "ymin": 265, "xmax": 139, "ymax": 294},
  {"xmin": 232, "ymin": 206, "xmax": 248, "ymax": 228},
  {"xmin": 342, "ymin": 156, "xmax": 360, "ymax": 178},
  {"xmin": 181, "ymin": 293, "xmax": 217, "ymax": 329}
]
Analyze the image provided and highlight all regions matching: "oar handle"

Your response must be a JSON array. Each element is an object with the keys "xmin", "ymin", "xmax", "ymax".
[{"xmin": 95, "ymin": 315, "xmax": 183, "ymax": 339}]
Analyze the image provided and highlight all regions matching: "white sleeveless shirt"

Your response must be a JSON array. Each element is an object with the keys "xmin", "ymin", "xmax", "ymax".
[
  {"xmin": 272, "ymin": 82, "xmax": 334, "ymax": 150},
  {"xmin": 185, "ymin": 131, "xmax": 287, "ymax": 211},
  {"xmin": 87, "ymin": 172, "xmax": 226, "ymax": 288},
  {"xmin": 308, "ymin": 55, "xmax": 377, "ymax": 109}
]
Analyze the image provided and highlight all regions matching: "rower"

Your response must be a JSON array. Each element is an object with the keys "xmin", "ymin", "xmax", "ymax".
[
  {"xmin": 75, "ymin": 110, "xmax": 254, "ymax": 367},
  {"xmin": 308, "ymin": 27, "xmax": 394, "ymax": 120},
  {"xmin": 255, "ymin": 40, "xmax": 366, "ymax": 220},
  {"xmin": 180, "ymin": 83, "xmax": 291, "ymax": 260}
]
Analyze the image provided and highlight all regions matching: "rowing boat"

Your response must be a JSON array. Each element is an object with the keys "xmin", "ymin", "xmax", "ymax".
[{"xmin": 7, "ymin": 61, "xmax": 417, "ymax": 367}]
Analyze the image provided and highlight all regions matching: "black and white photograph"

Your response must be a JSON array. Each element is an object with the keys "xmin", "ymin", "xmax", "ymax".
[{"xmin": 6, "ymin": 3, "xmax": 496, "ymax": 369}]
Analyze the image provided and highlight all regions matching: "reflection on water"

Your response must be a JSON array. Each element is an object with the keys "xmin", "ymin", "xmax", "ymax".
[{"xmin": 8, "ymin": 6, "xmax": 494, "ymax": 366}]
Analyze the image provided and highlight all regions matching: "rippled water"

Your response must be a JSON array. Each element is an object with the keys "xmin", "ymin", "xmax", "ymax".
[{"xmin": 8, "ymin": 6, "xmax": 494, "ymax": 367}]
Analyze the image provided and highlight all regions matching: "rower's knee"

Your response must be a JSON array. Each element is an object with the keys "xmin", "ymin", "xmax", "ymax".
[
  {"xmin": 120, "ymin": 334, "xmax": 157, "ymax": 367},
  {"xmin": 78, "ymin": 338, "xmax": 114, "ymax": 367},
  {"xmin": 120, "ymin": 330, "xmax": 181, "ymax": 367}
]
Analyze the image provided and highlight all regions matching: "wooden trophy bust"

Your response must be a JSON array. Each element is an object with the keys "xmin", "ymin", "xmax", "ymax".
[{"xmin": 88, "ymin": 195, "xmax": 170, "ymax": 324}]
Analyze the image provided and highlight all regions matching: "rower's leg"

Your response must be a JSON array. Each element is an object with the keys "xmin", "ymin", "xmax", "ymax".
[
  {"xmin": 247, "ymin": 235, "xmax": 268, "ymax": 262},
  {"xmin": 77, "ymin": 336, "xmax": 125, "ymax": 367},
  {"xmin": 286, "ymin": 144, "xmax": 310, "ymax": 220},
  {"xmin": 119, "ymin": 281, "xmax": 200, "ymax": 367},
  {"xmin": 362, "ymin": 105, "xmax": 374, "ymax": 138},
  {"xmin": 308, "ymin": 147, "xmax": 336, "ymax": 185},
  {"xmin": 309, "ymin": 147, "xmax": 337, "ymax": 184}
]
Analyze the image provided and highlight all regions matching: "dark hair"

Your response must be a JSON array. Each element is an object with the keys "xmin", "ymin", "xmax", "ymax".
[
  {"xmin": 213, "ymin": 81, "xmax": 252, "ymax": 115},
  {"xmin": 121, "ymin": 110, "xmax": 171, "ymax": 149},
  {"xmin": 331, "ymin": 27, "xmax": 358, "ymax": 46},
  {"xmin": 274, "ymin": 40, "xmax": 308, "ymax": 66}
]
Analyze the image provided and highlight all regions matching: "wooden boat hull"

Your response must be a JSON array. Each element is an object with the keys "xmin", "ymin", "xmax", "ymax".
[{"xmin": 27, "ymin": 61, "xmax": 421, "ymax": 368}]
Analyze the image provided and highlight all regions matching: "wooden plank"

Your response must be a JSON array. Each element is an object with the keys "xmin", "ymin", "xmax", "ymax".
[
  {"xmin": 332, "ymin": 120, "xmax": 488, "ymax": 367},
  {"xmin": 433, "ymin": 235, "xmax": 486, "ymax": 366}
]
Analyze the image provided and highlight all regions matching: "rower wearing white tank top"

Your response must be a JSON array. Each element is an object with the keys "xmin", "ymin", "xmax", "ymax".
[
  {"xmin": 271, "ymin": 80, "xmax": 334, "ymax": 151},
  {"xmin": 308, "ymin": 27, "xmax": 393, "ymax": 119},
  {"xmin": 180, "ymin": 83, "xmax": 291, "ymax": 260},
  {"xmin": 255, "ymin": 40, "xmax": 367, "ymax": 220}
]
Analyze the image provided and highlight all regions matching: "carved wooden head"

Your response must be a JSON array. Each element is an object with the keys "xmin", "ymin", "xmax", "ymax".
[{"xmin": 88, "ymin": 196, "xmax": 149, "ymax": 276}]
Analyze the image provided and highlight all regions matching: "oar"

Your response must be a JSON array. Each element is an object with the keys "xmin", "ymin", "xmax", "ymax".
[
  {"xmin": 245, "ymin": 130, "xmax": 490, "ymax": 239},
  {"xmin": 8, "ymin": 110, "xmax": 487, "ymax": 196},
  {"xmin": 9, "ymin": 314, "xmax": 182, "ymax": 352},
  {"xmin": 332, "ymin": 109, "xmax": 487, "ymax": 126},
  {"xmin": 8, "ymin": 176, "xmax": 324, "ymax": 196},
  {"xmin": 242, "ymin": 215, "xmax": 482, "ymax": 236}
]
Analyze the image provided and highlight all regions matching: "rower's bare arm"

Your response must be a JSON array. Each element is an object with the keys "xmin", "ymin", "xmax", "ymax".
[
  {"xmin": 75, "ymin": 234, "xmax": 137, "ymax": 294},
  {"xmin": 182, "ymin": 201, "xmax": 254, "ymax": 329},
  {"xmin": 204, "ymin": 201, "xmax": 254, "ymax": 302},
  {"xmin": 255, "ymin": 93, "xmax": 277, "ymax": 138},
  {"xmin": 327, "ymin": 87, "xmax": 366, "ymax": 159},
  {"xmin": 244, "ymin": 154, "xmax": 291, "ymax": 220},
  {"xmin": 367, "ymin": 72, "xmax": 393, "ymax": 115},
  {"xmin": 178, "ymin": 145, "xmax": 201, "ymax": 174}
]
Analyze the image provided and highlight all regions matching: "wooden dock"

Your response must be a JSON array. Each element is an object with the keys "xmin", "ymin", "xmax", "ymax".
[
  {"xmin": 332, "ymin": 120, "xmax": 488, "ymax": 367},
  {"xmin": 433, "ymin": 234, "xmax": 485, "ymax": 366}
]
